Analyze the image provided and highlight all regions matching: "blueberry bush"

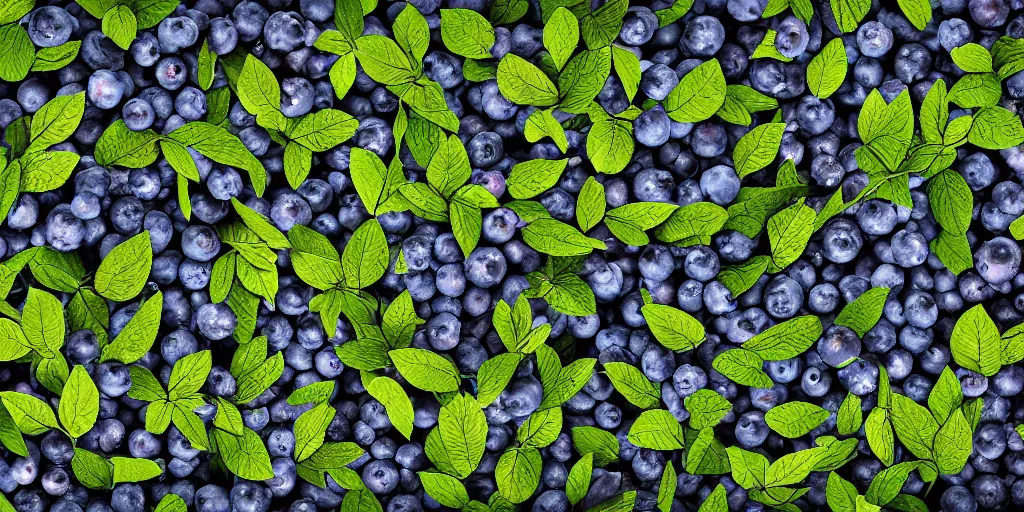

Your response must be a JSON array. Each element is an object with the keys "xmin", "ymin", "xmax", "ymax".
[{"xmin": 3, "ymin": 0, "xmax": 1024, "ymax": 510}]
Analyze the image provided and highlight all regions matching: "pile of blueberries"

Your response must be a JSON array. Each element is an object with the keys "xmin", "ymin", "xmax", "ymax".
[{"xmin": 5, "ymin": 0, "xmax": 1024, "ymax": 511}]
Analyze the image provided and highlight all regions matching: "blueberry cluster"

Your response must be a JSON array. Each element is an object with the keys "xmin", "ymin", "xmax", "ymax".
[{"xmin": 5, "ymin": 0, "xmax": 1024, "ymax": 511}]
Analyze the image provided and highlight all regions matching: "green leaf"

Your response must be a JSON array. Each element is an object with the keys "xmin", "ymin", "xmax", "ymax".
[
  {"xmin": 741, "ymin": 315, "xmax": 822, "ymax": 361},
  {"xmin": 236, "ymin": 54, "xmax": 285, "ymax": 130},
  {"xmin": 544, "ymin": 7, "xmax": 579, "ymax": 70},
  {"xmin": 440, "ymin": 9, "xmax": 495, "ymax": 59},
  {"xmin": 171, "ymin": 122, "xmax": 268, "ymax": 195},
  {"xmin": 20, "ymin": 288, "xmax": 64, "ymax": 357},
  {"xmin": 890, "ymin": 394, "xmax": 940, "ymax": 459},
  {"xmin": 426, "ymin": 135, "xmax": 472, "ymax": 198},
  {"xmin": 212, "ymin": 397, "xmax": 243, "ymax": 437},
  {"xmin": 573, "ymin": 177, "xmax": 606, "ymax": 233},
  {"xmin": 29, "ymin": 92, "xmax": 86, "ymax": 152},
  {"xmin": 539, "ymin": 356, "xmax": 597, "ymax": 409},
  {"xmin": 58, "ymin": 365, "xmax": 100, "ymax": 438},
  {"xmin": 524, "ymin": 109, "xmax": 568, "ymax": 152},
  {"xmin": 826, "ymin": 472, "xmax": 858, "ymax": 512},
  {"xmin": 72, "ymin": 448, "xmax": 114, "ymax": 490},
  {"xmin": 566, "ymin": 453, "xmax": 593, "ymax": 505},
  {"xmin": 697, "ymin": 484, "xmax": 727, "ymax": 512},
  {"xmin": 390, "ymin": 348, "xmax": 461, "ymax": 392},
  {"xmin": 605, "ymin": 202, "xmax": 678, "ymax": 246},
  {"xmin": 0, "ymin": 0, "xmax": 32, "ymax": 24},
  {"xmin": 0, "ymin": 391, "xmax": 59, "ymax": 435},
  {"xmin": 0, "ymin": 401, "xmax": 27, "ymax": 456},
  {"xmin": 751, "ymin": 30, "xmax": 793, "ymax": 62},
  {"xmin": 496, "ymin": 54, "xmax": 560, "ymax": 106},
  {"xmin": 813, "ymin": 436, "xmax": 860, "ymax": 472},
  {"xmin": 837, "ymin": 392, "xmax": 863, "ymax": 435},
  {"xmin": 865, "ymin": 408, "xmax": 895, "ymax": 466},
  {"xmin": 507, "ymin": 159, "xmax": 568, "ymax": 200},
  {"xmin": 558, "ymin": 48, "xmax": 612, "ymax": 114},
  {"xmin": 930, "ymin": 230, "xmax": 973, "ymax": 275},
  {"xmin": 522, "ymin": 218, "xmax": 606, "ymax": 256},
  {"xmin": 1002, "ymin": 323, "xmax": 1024, "ymax": 365},
  {"xmin": 288, "ymin": 225, "xmax": 344, "ymax": 291},
  {"xmin": 718, "ymin": 256, "xmax": 770, "ymax": 297},
  {"xmin": 807, "ymin": 37, "xmax": 847, "ymax": 99},
  {"xmin": 102, "ymin": 5, "xmax": 137, "ymax": 50},
  {"xmin": 949, "ymin": 73, "xmax": 1001, "ymax": 108},
  {"xmin": 436, "ymin": 393, "xmax": 487, "ymax": 478},
  {"xmin": 830, "ymin": 0, "xmax": 870, "ymax": 32},
  {"xmin": 232, "ymin": 337, "xmax": 285, "ymax": 403},
  {"xmin": 31, "ymin": 41, "xmax": 81, "ymax": 72},
  {"xmin": 641, "ymin": 303, "xmax": 704, "ymax": 352},
  {"xmin": 604, "ymin": 361, "xmax": 661, "ymax": 409},
  {"xmin": 865, "ymin": 461, "xmax": 921, "ymax": 507},
  {"xmin": 477, "ymin": 353, "xmax": 522, "ymax": 406},
  {"xmin": 834, "ymin": 287, "xmax": 890, "ymax": 337},
  {"xmin": 154, "ymin": 494, "xmax": 187, "ymax": 512},
  {"xmin": 713, "ymin": 349, "xmax": 772, "ymax": 388},
  {"xmin": 110, "ymin": 457, "xmax": 162, "ymax": 484},
  {"xmin": 657, "ymin": 463, "xmax": 677, "ymax": 512},
  {"xmin": 654, "ymin": 0, "xmax": 694, "ymax": 26},
  {"xmin": 587, "ymin": 113, "xmax": 634, "ymax": 174},
  {"xmin": 0, "ymin": 25, "xmax": 34, "ymax": 83},
  {"xmin": 950, "ymin": 303, "xmax": 1001, "ymax": 377},
  {"xmin": 419, "ymin": 472, "xmax": 470, "ymax": 508},
  {"xmin": 968, "ymin": 106, "xmax": 1024, "ymax": 149},
  {"xmin": 490, "ymin": 0, "xmax": 528, "ymax": 24},
  {"xmin": 767, "ymin": 201, "xmax": 816, "ymax": 271},
  {"xmin": 654, "ymin": 202, "xmax": 729, "ymax": 245},
  {"xmin": 167, "ymin": 350, "xmax": 211, "ymax": 401},
  {"xmin": 685, "ymin": 389, "xmax": 731, "ymax": 430},
  {"xmin": 896, "ymin": 0, "xmax": 931, "ymax": 30},
  {"xmin": 571, "ymin": 425, "xmax": 619, "ymax": 467},
  {"xmin": 393, "ymin": 4, "xmax": 430, "ymax": 64},
  {"xmin": 342, "ymin": 219, "xmax": 388, "ymax": 289},
  {"xmin": 765, "ymin": 447, "xmax": 827, "ymax": 487},
  {"xmin": 94, "ymin": 121, "xmax": 161, "ymax": 167},
  {"xmin": 94, "ymin": 231, "xmax": 152, "ymax": 302},
  {"xmin": 36, "ymin": 354, "xmax": 70, "ymax": 396},
  {"xmin": 686, "ymin": 427, "xmax": 731, "ymax": 475},
  {"xmin": 98, "ymin": 291, "xmax": 162, "ymax": 364},
  {"xmin": 726, "ymin": 446, "xmax": 769, "ymax": 489},
  {"xmin": 664, "ymin": 59, "xmax": 727, "ymax": 123},
  {"xmin": 928, "ymin": 367, "xmax": 963, "ymax": 424},
  {"xmin": 517, "ymin": 407, "xmax": 562, "ymax": 448},
  {"xmin": 214, "ymin": 427, "xmax": 274, "ymax": 480},
  {"xmin": 580, "ymin": 0, "xmax": 626, "ymax": 49},
  {"xmin": 496, "ymin": 447, "xmax": 542, "ymax": 504},
  {"xmin": 132, "ymin": 0, "xmax": 178, "ymax": 28},
  {"xmin": 288, "ymin": 108, "xmax": 359, "ymax": 153},
  {"xmin": 951, "ymin": 43, "xmax": 993, "ymax": 73},
  {"xmin": 355, "ymin": 35, "xmax": 419, "ymax": 86},
  {"xmin": 859, "ymin": 89, "xmax": 914, "ymax": 171},
  {"xmin": 934, "ymin": 408, "xmax": 971, "ymax": 474},
  {"xmin": 18, "ymin": 151, "xmax": 79, "ymax": 192},
  {"xmin": 612, "ymin": 45, "xmax": 641, "ymax": 102},
  {"xmin": 627, "ymin": 409, "xmax": 685, "ymax": 450},
  {"xmin": 294, "ymin": 402, "xmax": 336, "ymax": 462},
  {"xmin": 366, "ymin": 376, "xmax": 414, "ymax": 440},
  {"xmin": 765, "ymin": 401, "xmax": 829, "ymax": 438}
]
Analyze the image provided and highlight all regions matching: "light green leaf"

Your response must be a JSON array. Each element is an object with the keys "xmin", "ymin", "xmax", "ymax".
[
  {"xmin": 968, "ymin": 106, "xmax": 1024, "ymax": 150},
  {"xmin": 933, "ymin": 408, "xmax": 971, "ymax": 475},
  {"xmin": 31, "ymin": 41, "xmax": 82, "ymax": 72},
  {"xmin": 604, "ymin": 361, "xmax": 660, "ymax": 409},
  {"xmin": 477, "ymin": 353, "xmax": 522, "ymax": 406},
  {"xmin": 516, "ymin": 407, "xmax": 562, "ymax": 448},
  {"xmin": 741, "ymin": 315, "xmax": 821, "ymax": 361},
  {"xmin": 102, "ymin": 5, "xmax": 137, "ymax": 50},
  {"xmin": 627, "ymin": 409, "xmax": 685, "ymax": 450},
  {"xmin": 928, "ymin": 367, "xmax": 963, "ymax": 424},
  {"xmin": 571, "ymin": 425, "xmax": 619, "ymax": 467},
  {"xmin": 366, "ymin": 376, "xmax": 414, "ymax": 440},
  {"xmin": 94, "ymin": 231, "xmax": 152, "ymax": 302},
  {"xmin": 288, "ymin": 108, "xmax": 359, "ymax": 152},
  {"xmin": 826, "ymin": 472, "xmax": 858, "ymax": 512},
  {"xmin": 664, "ymin": 59, "xmax": 727, "ymax": 123},
  {"xmin": 0, "ymin": 25, "xmax": 34, "ymax": 83},
  {"xmin": 587, "ymin": 114, "xmax": 633, "ymax": 174},
  {"xmin": 0, "ymin": 391, "xmax": 59, "ymax": 435},
  {"xmin": 950, "ymin": 303, "xmax": 1001, "ymax": 377},
  {"xmin": 496, "ymin": 447, "xmax": 542, "ymax": 504},
  {"xmin": 440, "ymin": 9, "xmax": 495, "ymax": 59},
  {"xmin": 865, "ymin": 408, "xmax": 895, "ymax": 466},
  {"xmin": 807, "ymin": 38, "xmax": 847, "ymax": 99},
  {"xmin": 834, "ymin": 287, "xmax": 890, "ymax": 337},
  {"xmin": 896, "ymin": 0, "xmax": 931, "ymax": 30},
  {"xmin": 437, "ymin": 393, "xmax": 487, "ymax": 478},
  {"xmin": 342, "ymin": 219, "xmax": 388, "ymax": 289},
  {"xmin": 522, "ymin": 218, "xmax": 606, "ymax": 256},
  {"xmin": 214, "ymin": 427, "xmax": 274, "ymax": 480},
  {"xmin": 507, "ymin": 159, "xmax": 568, "ymax": 199},
  {"xmin": 830, "ymin": 0, "xmax": 870, "ymax": 32},
  {"xmin": 654, "ymin": 202, "xmax": 729, "ymax": 246},
  {"xmin": 58, "ymin": 365, "xmax": 99, "ymax": 438},
  {"xmin": 294, "ymin": 402, "xmax": 336, "ymax": 462},
  {"xmin": 71, "ymin": 448, "xmax": 113, "ymax": 490},
  {"xmin": 685, "ymin": 389, "xmax": 732, "ymax": 430},
  {"xmin": 110, "ymin": 457, "xmax": 162, "ymax": 484},
  {"xmin": 712, "ymin": 349, "xmax": 772, "ymax": 388},
  {"xmin": 566, "ymin": 453, "xmax": 593, "ymax": 505},
  {"xmin": 390, "ymin": 348, "xmax": 461, "ymax": 392},
  {"xmin": 558, "ymin": 47, "xmax": 612, "ymax": 114},
  {"xmin": 419, "ymin": 471, "xmax": 470, "ymax": 508},
  {"xmin": 765, "ymin": 401, "xmax": 829, "ymax": 438},
  {"xmin": 890, "ymin": 394, "xmax": 939, "ymax": 460},
  {"xmin": 641, "ymin": 303, "xmax": 704, "ymax": 352},
  {"xmin": 544, "ymin": 7, "xmax": 579, "ymax": 70},
  {"xmin": 767, "ymin": 201, "xmax": 816, "ymax": 271},
  {"xmin": 837, "ymin": 392, "xmax": 863, "ymax": 435},
  {"xmin": 951, "ymin": 43, "xmax": 993, "ymax": 73}
]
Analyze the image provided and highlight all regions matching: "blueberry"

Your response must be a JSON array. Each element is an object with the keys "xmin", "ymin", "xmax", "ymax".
[{"xmin": 28, "ymin": 7, "xmax": 75, "ymax": 48}]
